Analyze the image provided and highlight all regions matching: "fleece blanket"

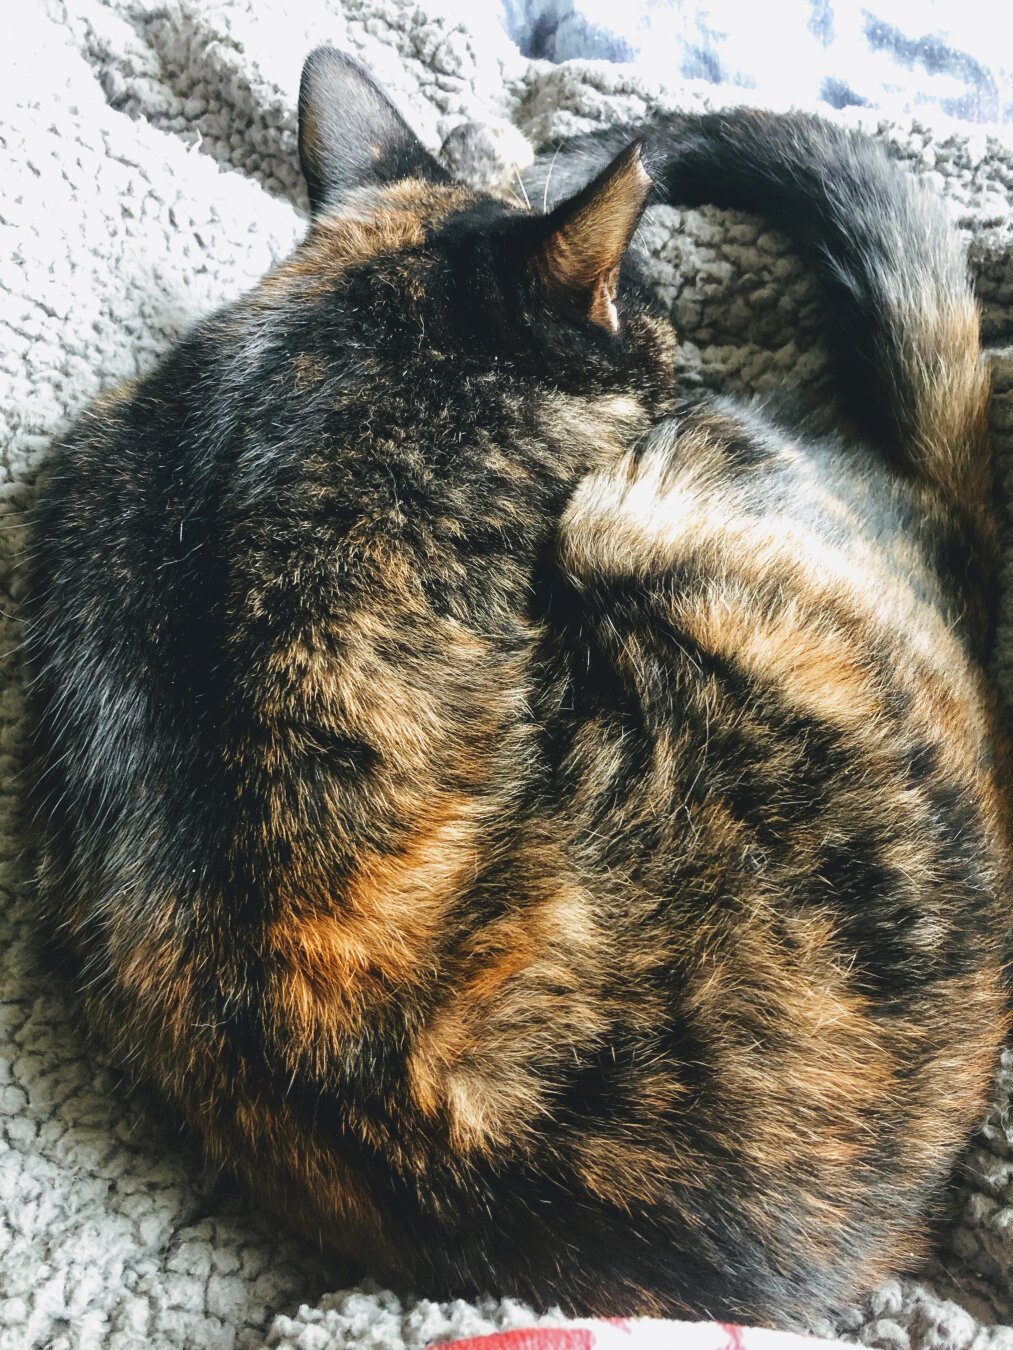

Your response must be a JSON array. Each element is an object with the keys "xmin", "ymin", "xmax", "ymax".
[{"xmin": 2, "ymin": 2, "xmax": 1012, "ymax": 1348}]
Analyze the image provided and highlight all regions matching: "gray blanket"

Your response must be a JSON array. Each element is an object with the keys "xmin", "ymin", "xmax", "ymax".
[{"xmin": 1, "ymin": 2, "xmax": 1011, "ymax": 1348}]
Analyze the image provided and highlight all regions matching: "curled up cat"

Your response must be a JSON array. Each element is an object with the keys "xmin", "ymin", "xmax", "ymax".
[{"xmin": 26, "ymin": 46, "xmax": 1011, "ymax": 1327}]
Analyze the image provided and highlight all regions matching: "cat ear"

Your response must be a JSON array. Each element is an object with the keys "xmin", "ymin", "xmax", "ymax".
[
  {"xmin": 532, "ymin": 142, "xmax": 653, "ymax": 333},
  {"xmin": 298, "ymin": 47, "xmax": 448, "ymax": 215}
]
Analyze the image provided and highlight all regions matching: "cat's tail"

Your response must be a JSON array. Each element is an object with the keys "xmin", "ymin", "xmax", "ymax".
[
  {"xmin": 646, "ymin": 110, "xmax": 996, "ymax": 639},
  {"xmin": 646, "ymin": 113, "xmax": 989, "ymax": 487}
]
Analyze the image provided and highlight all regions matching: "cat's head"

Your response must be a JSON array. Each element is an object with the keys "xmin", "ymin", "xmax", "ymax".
[{"xmin": 279, "ymin": 47, "xmax": 675, "ymax": 409}]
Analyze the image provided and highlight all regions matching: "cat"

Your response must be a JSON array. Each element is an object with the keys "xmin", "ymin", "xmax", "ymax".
[{"xmin": 25, "ymin": 46, "xmax": 1011, "ymax": 1327}]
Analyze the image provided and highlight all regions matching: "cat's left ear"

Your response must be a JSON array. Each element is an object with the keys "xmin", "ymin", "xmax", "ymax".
[
  {"xmin": 298, "ymin": 47, "xmax": 449, "ymax": 215},
  {"xmin": 532, "ymin": 141, "xmax": 653, "ymax": 333}
]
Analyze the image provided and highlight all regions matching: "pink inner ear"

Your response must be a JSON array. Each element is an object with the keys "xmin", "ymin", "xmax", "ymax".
[{"xmin": 588, "ymin": 264, "xmax": 623, "ymax": 334}]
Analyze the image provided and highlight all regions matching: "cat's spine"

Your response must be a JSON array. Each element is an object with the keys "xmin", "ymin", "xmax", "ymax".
[{"xmin": 640, "ymin": 109, "xmax": 996, "ymax": 636}]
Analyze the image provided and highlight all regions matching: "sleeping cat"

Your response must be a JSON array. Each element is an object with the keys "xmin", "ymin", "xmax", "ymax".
[{"xmin": 26, "ymin": 47, "xmax": 1011, "ymax": 1326}]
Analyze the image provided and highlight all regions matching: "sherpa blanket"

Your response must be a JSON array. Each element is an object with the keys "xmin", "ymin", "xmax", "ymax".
[{"xmin": 2, "ymin": 2, "xmax": 1012, "ymax": 1348}]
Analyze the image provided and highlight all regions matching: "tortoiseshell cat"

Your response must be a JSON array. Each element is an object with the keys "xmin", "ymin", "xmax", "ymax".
[{"xmin": 27, "ymin": 48, "xmax": 1011, "ymax": 1326}]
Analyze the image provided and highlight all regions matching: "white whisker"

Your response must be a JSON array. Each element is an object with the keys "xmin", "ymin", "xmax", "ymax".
[
  {"xmin": 512, "ymin": 163, "xmax": 531, "ymax": 212},
  {"xmin": 542, "ymin": 142, "xmax": 562, "ymax": 215}
]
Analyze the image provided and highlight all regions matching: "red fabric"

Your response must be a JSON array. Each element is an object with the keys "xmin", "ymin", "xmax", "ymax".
[
  {"xmin": 435, "ymin": 1320, "xmax": 831, "ymax": 1350},
  {"xmin": 436, "ymin": 1332, "xmax": 599, "ymax": 1350}
]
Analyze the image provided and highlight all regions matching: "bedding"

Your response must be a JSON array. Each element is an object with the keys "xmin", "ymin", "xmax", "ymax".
[
  {"xmin": 2, "ymin": 2, "xmax": 1011, "ymax": 1347},
  {"xmin": 500, "ymin": 0, "xmax": 1013, "ymax": 126}
]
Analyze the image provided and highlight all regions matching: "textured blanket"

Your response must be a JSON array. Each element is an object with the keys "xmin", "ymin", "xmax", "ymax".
[{"xmin": 2, "ymin": 3, "xmax": 1011, "ymax": 1348}]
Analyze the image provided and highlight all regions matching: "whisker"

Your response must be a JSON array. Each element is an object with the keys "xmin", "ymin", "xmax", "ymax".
[
  {"xmin": 512, "ymin": 163, "xmax": 531, "ymax": 213},
  {"xmin": 542, "ymin": 142, "xmax": 562, "ymax": 215}
]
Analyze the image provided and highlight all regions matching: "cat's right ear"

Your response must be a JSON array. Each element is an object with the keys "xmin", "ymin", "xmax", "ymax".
[
  {"xmin": 298, "ymin": 47, "xmax": 449, "ymax": 216},
  {"xmin": 531, "ymin": 141, "xmax": 653, "ymax": 334}
]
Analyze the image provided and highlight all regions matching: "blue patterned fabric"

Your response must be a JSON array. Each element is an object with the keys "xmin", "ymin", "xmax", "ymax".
[{"xmin": 499, "ymin": 0, "xmax": 1011, "ymax": 126}]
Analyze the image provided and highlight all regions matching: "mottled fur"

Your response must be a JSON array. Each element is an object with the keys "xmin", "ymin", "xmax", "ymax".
[{"xmin": 26, "ymin": 48, "xmax": 1010, "ymax": 1327}]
